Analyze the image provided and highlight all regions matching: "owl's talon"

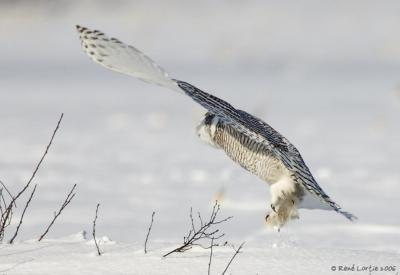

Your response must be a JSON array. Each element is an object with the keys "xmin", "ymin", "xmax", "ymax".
[{"xmin": 270, "ymin": 204, "xmax": 277, "ymax": 213}]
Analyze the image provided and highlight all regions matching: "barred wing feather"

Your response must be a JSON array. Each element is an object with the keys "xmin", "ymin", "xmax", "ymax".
[
  {"xmin": 76, "ymin": 25, "xmax": 180, "ymax": 92},
  {"xmin": 176, "ymin": 81, "xmax": 357, "ymax": 221},
  {"xmin": 76, "ymin": 25, "xmax": 356, "ymax": 221}
]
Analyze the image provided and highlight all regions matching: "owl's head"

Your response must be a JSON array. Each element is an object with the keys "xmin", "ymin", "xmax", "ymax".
[{"xmin": 196, "ymin": 113, "xmax": 220, "ymax": 148}]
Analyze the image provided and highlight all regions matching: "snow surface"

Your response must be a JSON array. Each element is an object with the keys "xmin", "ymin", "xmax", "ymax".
[
  {"xmin": 1, "ymin": 232, "xmax": 399, "ymax": 275},
  {"xmin": 1, "ymin": 1, "xmax": 400, "ymax": 274}
]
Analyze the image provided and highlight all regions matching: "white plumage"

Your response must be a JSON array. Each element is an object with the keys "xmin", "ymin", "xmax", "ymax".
[{"xmin": 76, "ymin": 25, "xmax": 357, "ymax": 229}]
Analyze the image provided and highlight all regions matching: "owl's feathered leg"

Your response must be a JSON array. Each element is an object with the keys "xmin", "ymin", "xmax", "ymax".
[{"xmin": 265, "ymin": 176, "xmax": 302, "ymax": 229}]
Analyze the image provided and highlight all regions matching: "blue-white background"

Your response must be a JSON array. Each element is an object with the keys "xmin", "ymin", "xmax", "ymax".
[{"xmin": 1, "ymin": 0, "xmax": 399, "ymax": 253}]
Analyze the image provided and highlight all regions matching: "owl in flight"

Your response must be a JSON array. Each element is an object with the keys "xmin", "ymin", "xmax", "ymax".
[{"xmin": 76, "ymin": 25, "xmax": 356, "ymax": 229}]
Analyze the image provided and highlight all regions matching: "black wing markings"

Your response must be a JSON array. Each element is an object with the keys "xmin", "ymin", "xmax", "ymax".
[{"xmin": 176, "ymin": 80, "xmax": 356, "ymax": 220}]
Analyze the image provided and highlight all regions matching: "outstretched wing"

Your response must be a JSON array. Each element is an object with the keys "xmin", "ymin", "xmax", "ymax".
[
  {"xmin": 76, "ymin": 25, "xmax": 356, "ymax": 221},
  {"xmin": 76, "ymin": 25, "xmax": 180, "ymax": 92},
  {"xmin": 176, "ymin": 81, "xmax": 356, "ymax": 221}
]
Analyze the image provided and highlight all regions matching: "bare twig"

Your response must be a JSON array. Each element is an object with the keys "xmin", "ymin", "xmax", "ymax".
[
  {"xmin": 0, "ymin": 188, "xmax": 6, "ymax": 237},
  {"xmin": 221, "ymin": 242, "xmax": 245, "ymax": 275},
  {"xmin": 163, "ymin": 201, "xmax": 232, "ymax": 257},
  {"xmin": 0, "ymin": 113, "xmax": 63, "ymax": 240},
  {"xmin": 0, "ymin": 195, "xmax": 13, "ymax": 241},
  {"xmin": 11, "ymin": 114, "xmax": 63, "ymax": 205},
  {"xmin": 92, "ymin": 203, "xmax": 101, "ymax": 256},
  {"xmin": 1, "ymin": 188, "xmax": 9, "ymax": 212},
  {"xmin": 144, "ymin": 211, "xmax": 155, "ymax": 254},
  {"xmin": 9, "ymin": 185, "xmax": 38, "ymax": 244},
  {"xmin": 0, "ymin": 188, "xmax": 6, "ymax": 215},
  {"xmin": 208, "ymin": 237, "xmax": 214, "ymax": 275},
  {"xmin": 38, "ymin": 183, "xmax": 76, "ymax": 241},
  {"xmin": 0, "ymin": 188, "xmax": 3, "ymax": 212},
  {"xmin": 0, "ymin": 180, "xmax": 15, "ymax": 207}
]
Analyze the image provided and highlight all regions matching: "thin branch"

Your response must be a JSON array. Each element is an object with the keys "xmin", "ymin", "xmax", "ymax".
[
  {"xmin": 144, "ymin": 211, "xmax": 155, "ymax": 254},
  {"xmin": 0, "ymin": 113, "xmax": 63, "ymax": 239},
  {"xmin": 208, "ymin": 237, "xmax": 214, "ymax": 275},
  {"xmin": 0, "ymin": 202, "xmax": 13, "ymax": 240},
  {"xmin": 12, "ymin": 113, "xmax": 63, "ymax": 204},
  {"xmin": 163, "ymin": 201, "xmax": 232, "ymax": 257},
  {"xmin": 38, "ymin": 183, "xmax": 76, "ymax": 241},
  {"xmin": 198, "ymin": 212, "xmax": 204, "ymax": 227},
  {"xmin": 0, "ymin": 188, "xmax": 5, "ymax": 213},
  {"xmin": 190, "ymin": 208, "xmax": 196, "ymax": 234},
  {"xmin": 0, "ymin": 180, "xmax": 15, "ymax": 207},
  {"xmin": 221, "ymin": 242, "xmax": 245, "ymax": 275},
  {"xmin": 92, "ymin": 203, "xmax": 101, "ymax": 256},
  {"xmin": 0, "ymin": 188, "xmax": 5, "ymax": 234},
  {"xmin": 9, "ymin": 185, "xmax": 37, "ymax": 244}
]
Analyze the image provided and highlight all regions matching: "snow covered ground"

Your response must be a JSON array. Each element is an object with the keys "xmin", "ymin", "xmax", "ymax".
[
  {"xmin": 1, "ymin": 231, "xmax": 399, "ymax": 275},
  {"xmin": 1, "ymin": 1, "xmax": 399, "ymax": 274}
]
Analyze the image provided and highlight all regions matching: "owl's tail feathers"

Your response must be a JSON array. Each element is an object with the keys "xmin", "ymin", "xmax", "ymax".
[
  {"xmin": 75, "ymin": 25, "xmax": 181, "ymax": 93},
  {"xmin": 336, "ymin": 208, "xmax": 358, "ymax": 222},
  {"xmin": 327, "ymin": 198, "xmax": 358, "ymax": 221},
  {"xmin": 299, "ymin": 190, "xmax": 358, "ymax": 221}
]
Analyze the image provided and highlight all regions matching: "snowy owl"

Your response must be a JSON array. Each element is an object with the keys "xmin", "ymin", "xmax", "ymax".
[{"xmin": 76, "ymin": 25, "xmax": 356, "ymax": 229}]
